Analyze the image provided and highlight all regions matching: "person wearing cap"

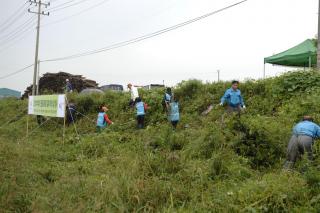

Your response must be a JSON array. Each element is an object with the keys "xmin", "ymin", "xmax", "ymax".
[
  {"xmin": 220, "ymin": 80, "xmax": 245, "ymax": 114},
  {"xmin": 283, "ymin": 116, "xmax": 320, "ymax": 169},
  {"xmin": 128, "ymin": 83, "xmax": 139, "ymax": 107},
  {"xmin": 96, "ymin": 104, "xmax": 113, "ymax": 132},
  {"xmin": 66, "ymin": 79, "xmax": 73, "ymax": 93}
]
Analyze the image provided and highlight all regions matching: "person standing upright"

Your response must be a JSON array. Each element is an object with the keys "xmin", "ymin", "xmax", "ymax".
[
  {"xmin": 169, "ymin": 96, "xmax": 180, "ymax": 129},
  {"xmin": 66, "ymin": 79, "xmax": 73, "ymax": 93},
  {"xmin": 220, "ymin": 80, "xmax": 245, "ymax": 114},
  {"xmin": 162, "ymin": 87, "xmax": 172, "ymax": 112},
  {"xmin": 128, "ymin": 83, "xmax": 139, "ymax": 107},
  {"xmin": 135, "ymin": 97, "xmax": 148, "ymax": 129}
]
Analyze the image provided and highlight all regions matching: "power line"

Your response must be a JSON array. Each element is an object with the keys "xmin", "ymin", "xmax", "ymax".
[
  {"xmin": 43, "ymin": 0, "xmax": 248, "ymax": 62},
  {"xmin": 0, "ymin": 4, "xmax": 30, "ymax": 34},
  {"xmin": 0, "ymin": 23, "xmax": 36, "ymax": 52},
  {"xmin": 48, "ymin": 0, "xmax": 91, "ymax": 12},
  {"xmin": 42, "ymin": 0, "xmax": 110, "ymax": 27},
  {"xmin": 0, "ymin": 2, "xmax": 28, "ymax": 29},
  {"xmin": 0, "ymin": 0, "xmax": 248, "ymax": 81},
  {"xmin": 0, "ymin": 17, "xmax": 36, "ymax": 45},
  {"xmin": 49, "ymin": 0, "xmax": 77, "ymax": 10},
  {"xmin": 0, "ymin": 64, "xmax": 34, "ymax": 80}
]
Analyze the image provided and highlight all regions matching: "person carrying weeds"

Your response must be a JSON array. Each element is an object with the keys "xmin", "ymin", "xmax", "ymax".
[
  {"xmin": 169, "ymin": 96, "xmax": 180, "ymax": 129},
  {"xmin": 283, "ymin": 116, "xmax": 320, "ymax": 170},
  {"xmin": 96, "ymin": 104, "xmax": 113, "ymax": 132},
  {"xmin": 220, "ymin": 80, "xmax": 245, "ymax": 114},
  {"xmin": 135, "ymin": 97, "xmax": 148, "ymax": 129}
]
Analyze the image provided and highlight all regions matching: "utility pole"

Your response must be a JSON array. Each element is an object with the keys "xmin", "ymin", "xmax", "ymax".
[
  {"xmin": 36, "ymin": 60, "xmax": 40, "ymax": 95},
  {"xmin": 28, "ymin": 0, "xmax": 50, "ymax": 96},
  {"xmin": 318, "ymin": 0, "xmax": 320, "ymax": 69},
  {"xmin": 217, "ymin": 70, "xmax": 220, "ymax": 82}
]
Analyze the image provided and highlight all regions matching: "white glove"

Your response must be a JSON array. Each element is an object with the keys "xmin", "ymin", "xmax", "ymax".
[
  {"xmin": 219, "ymin": 103, "xmax": 223, "ymax": 106},
  {"xmin": 242, "ymin": 105, "xmax": 246, "ymax": 109}
]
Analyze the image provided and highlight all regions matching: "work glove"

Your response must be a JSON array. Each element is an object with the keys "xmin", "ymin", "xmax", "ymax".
[
  {"xmin": 242, "ymin": 105, "xmax": 246, "ymax": 109},
  {"xmin": 219, "ymin": 102, "xmax": 224, "ymax": 106}
]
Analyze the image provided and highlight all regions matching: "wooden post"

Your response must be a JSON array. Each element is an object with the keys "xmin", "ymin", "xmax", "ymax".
[
  {"xmin": 63, "ymin": 96, "xmax": 66, "ymax": 145},
  {"xmin": 317, "ymin": 0, "xmax": 320, "ymax": 69},
  {"xmin": 26, "ymin": 115, "xmax": 29, "ymax": 143},
  {"xmin": 309, "ymin": 56, "xmax": 312, "ymax": 70}
]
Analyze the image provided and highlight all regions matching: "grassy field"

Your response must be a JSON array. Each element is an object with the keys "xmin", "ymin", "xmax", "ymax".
[{"xmin": 1, "ymin": 70, "xmax": 320, "ymax": 212}]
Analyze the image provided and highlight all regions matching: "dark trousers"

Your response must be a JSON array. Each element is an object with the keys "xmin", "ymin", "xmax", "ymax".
[
  {"xmin": 171, "ymin": 120, "xmax": 179, "ymax": 129},
  {"xmin": 137, "ymin": 115, "xmax": 145, "ymax": 129},
  {"xmin": 129, "ymin": 99, "xmax": 136, "ymax": 108},
  {"xmin": 226, "ymin": 105, "xmax": 241, "ymax": 118},
  {"xmin": 284, "ymin": 135, "xmax": 313, "ymax": 169},
  {"xmin": 227, "ymin": 105, "xmax": 241, "ymax": 113}
]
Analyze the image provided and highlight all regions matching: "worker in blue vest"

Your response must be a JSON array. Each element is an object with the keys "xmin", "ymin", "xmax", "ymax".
[
  {"xmin": 162, "ymin": 87, "xmax": 172, "ymax": 112},
  {"xmin": 169, "ymin": 96, "xmax": 180, "ymax": 129},
  {"xmin": 220, "ymin": 80, "xmax": 245, "ymax": 114},
  {"xmin": 283, "ymin": 116, "xmax": 320, "ymax": 169},
  {"xmin": 96, "ymin": 104, "xmax": 113, "ymax": 132},
  {"xmin": 135, "ymin": 97, "xmax": 149, "ymax": 129}
]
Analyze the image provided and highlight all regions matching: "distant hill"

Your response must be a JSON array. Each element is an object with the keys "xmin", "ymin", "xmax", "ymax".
[{"xmin": 0, "ymin": 88, "xmax": 20, "ymax": 99}]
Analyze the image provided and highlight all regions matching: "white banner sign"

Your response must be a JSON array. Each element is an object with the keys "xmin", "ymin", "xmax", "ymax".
[{"xmin": 28, "ymin": 95, "xmax": 66, "ymax": 118}]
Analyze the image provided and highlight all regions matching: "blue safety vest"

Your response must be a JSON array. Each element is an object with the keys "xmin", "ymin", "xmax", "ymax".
[
  {"xmin": 96, "ymin": 112, "xmax": 107, "ymax": 127},
  {"xmin": 165, "ymin": 93, "xmax": 172, "ymax": 102},
  {"xmin": 136, "ymin": 102, "xmax": 145, "ymax": 116},
  {"xmin": 170, "ymin": 102, "xmax": 180, "ymax": 121}
]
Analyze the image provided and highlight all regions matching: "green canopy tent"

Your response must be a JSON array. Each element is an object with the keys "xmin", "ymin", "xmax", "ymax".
[{"xmin": 263, "ymin": 39, "xmax": 317, "ymax": 78}]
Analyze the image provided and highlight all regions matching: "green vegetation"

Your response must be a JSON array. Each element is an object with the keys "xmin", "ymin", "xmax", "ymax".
[{"xmin": 1, "ymin": 70, "xmax": 320, "ymax": 212}]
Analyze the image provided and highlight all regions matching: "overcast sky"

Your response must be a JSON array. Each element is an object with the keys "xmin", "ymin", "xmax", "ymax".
[{"xmin": 0, "ymin": 0, "xmax": 318, "ymax": 92}]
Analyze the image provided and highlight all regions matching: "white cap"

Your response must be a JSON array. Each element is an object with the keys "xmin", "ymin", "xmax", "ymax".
[{"xmin": 66, "ymin": 79, "xmax": 69, "ymax": 82}]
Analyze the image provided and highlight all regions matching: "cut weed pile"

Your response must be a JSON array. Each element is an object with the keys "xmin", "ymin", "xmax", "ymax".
[{"xmin": 1, "ymin": 70, "xmax": 320, "ymax": 212}]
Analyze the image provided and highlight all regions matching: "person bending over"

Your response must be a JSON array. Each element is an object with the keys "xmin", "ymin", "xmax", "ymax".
[
  {"xmin": 96, "ymin": 104, "xmax": 113, "ymax": 132},
  {"xmin": 283, "ymin": 115, "xmax": 320, "ymax": 169}
]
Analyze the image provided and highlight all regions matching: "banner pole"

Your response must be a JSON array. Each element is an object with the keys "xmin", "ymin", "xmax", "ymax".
[
  {"xmin": 26, "ymin": 115, "xmax": 29, "ymax": 142},
  {"xmin": 63, "ymin": 96, "xmax": 66, "ymax": 145}
]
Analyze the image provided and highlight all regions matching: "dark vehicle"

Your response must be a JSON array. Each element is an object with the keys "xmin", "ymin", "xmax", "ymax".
[
  {"xmin": 100, "ymin": 84, "xmax": 124, "ymax": 92},
  {"xmin": 143, "ymin": 84, "xmax": 165, "ymax": 90}
]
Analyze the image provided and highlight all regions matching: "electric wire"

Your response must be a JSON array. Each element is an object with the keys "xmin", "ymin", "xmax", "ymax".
[
  {"xmin": 0, "ymin": 1, "xmax": 28, "ymax": 29},
  {"xmin": 0, "ymin": 0, "xmax": 248, "ymax": 80},
  {"xmin": 42, "ymin": 0, "xmax": 110, "ymax": 27},
  {"xmin": 0, "ymin": 16, "xmax": 35, "ymax": 41},
  {"xmin": 0, "ymin": 3, "xmax": 29, "ymax": 34},
  {"xmin": 0, "ymin": 17, "xmax": 36, "ymax": 45},
  {"xmin": 0, "ymin": 27, "xmax": 35, "ymax": 54},
  {"xmin": 42, "ymin": 0, "xmax": 248, "ymax": 62},
  {"xmin": 0, "ymin": 22, "xmax": 36, "ymax": 52},
  {"xmin": 49, "ymin": 0, "xmax": 77, "ymax": 10},
  {"xmin": 0, "ymin": 64, "xmax": 34, "ymax": 80},
  {"xmin": 48, "ymin": 0, "xmax": 91, "ymax": 12}
]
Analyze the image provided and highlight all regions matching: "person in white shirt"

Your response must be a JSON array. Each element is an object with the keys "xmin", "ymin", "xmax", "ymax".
[{"xmin": 127, "ymin": 83, "xmax": 139, "ymax": 107}]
